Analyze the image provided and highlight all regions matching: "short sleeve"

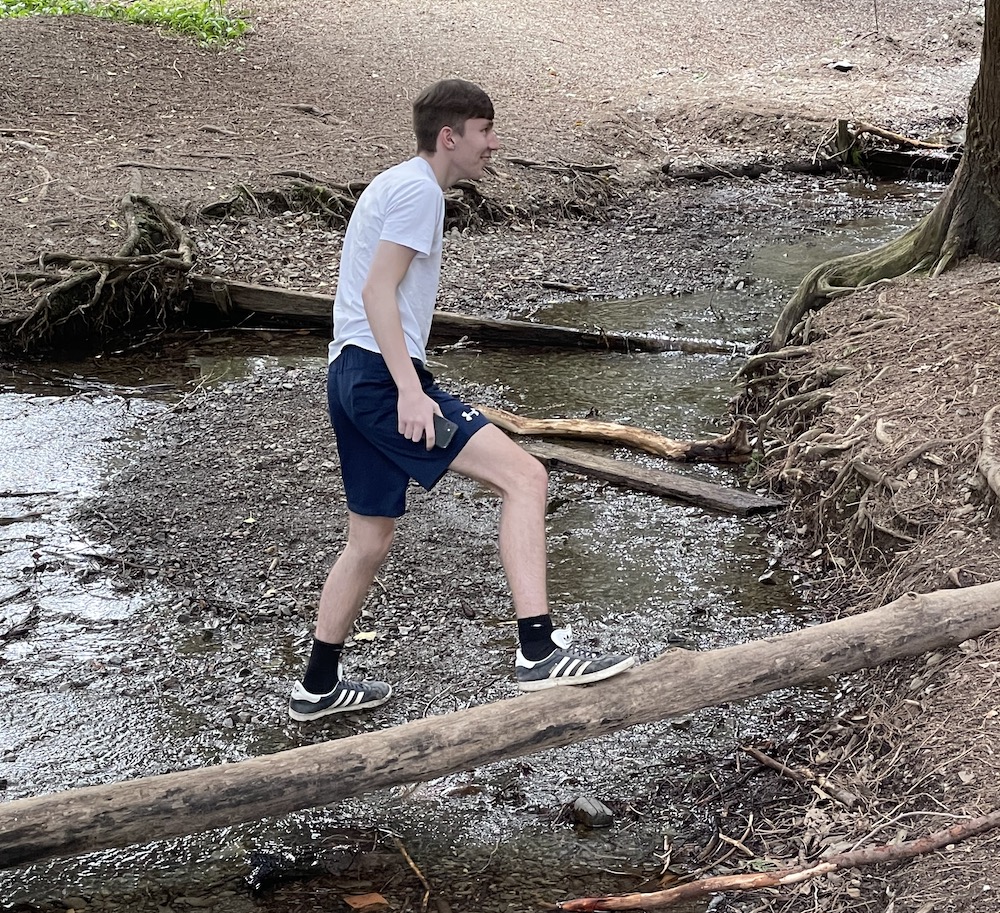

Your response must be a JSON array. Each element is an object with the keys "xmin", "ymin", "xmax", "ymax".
[{"xmin": 380, "ymin": 178, "xmax": 442, "ymax": 256}]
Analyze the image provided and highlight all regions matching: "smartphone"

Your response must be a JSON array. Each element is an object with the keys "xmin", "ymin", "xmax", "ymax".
[{"xmin": 432, "ymin": 412, "xmax": 459, "ymax": 449}]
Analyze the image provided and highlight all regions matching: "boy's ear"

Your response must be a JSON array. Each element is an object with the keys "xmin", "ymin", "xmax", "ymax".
[{"xmin": 439, "ymin": 124, "xmax": 456, "ymax": 152}]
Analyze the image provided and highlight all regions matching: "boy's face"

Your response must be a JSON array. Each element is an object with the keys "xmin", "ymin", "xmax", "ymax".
[{"xmin": 447, "ymin": 117, "xmax": 500, "ymax": 180}]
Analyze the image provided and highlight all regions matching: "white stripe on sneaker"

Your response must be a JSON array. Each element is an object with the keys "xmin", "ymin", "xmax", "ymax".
[
  {"xmin": 332, "ymin": 688, "xmax": 354, "ymax": 707},
  {"xmin": 553, "ymin": 657, "xmax": 592, "ymax": 678}
]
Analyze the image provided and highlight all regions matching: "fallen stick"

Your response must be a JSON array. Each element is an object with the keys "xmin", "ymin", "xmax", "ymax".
[
  {"xmin": 3, "ymin": 583, "xmax": 1000, "ymax": 869},
  {"xmin": 556, "ymin": 809, "xmax": 1000, "ymax": 910},
  {"xmin": 741, "ymin": 745, "xmax": 860, "ymax": 808},
  {"xmin": 478, "ymin": 406, "xmax": 752, "ymax": 463},
  {"xmin": 853, "ymin": 121, "xmax": 953, "ymax": 150}
]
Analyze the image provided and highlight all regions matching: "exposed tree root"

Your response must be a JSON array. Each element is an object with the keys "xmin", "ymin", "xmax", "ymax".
[
  {"xmin": 978, "ymin": 404, "xmax": 1000, "ymax": 502},
  {"xmin": 555, "ymin": 810, "xmax": 1000, "ymax": 911},
  {"xmin": 199, "ymin": 167, "xmax": 621, "ymax": 232},
  {"xmin": 1, "ymin": 193, "xmax": 193, "ymax": 354},
  {"xmin": 767, "ymin": 149, "xmax": 1000, "ymax": 352},
  {"xmin": 766, "ymin": 195, "xmax": 952, "ymax": 351}
]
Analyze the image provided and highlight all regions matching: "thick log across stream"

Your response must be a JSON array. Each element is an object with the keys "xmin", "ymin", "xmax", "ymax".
[
  {"xmin": 187, "ymin": 275, "xmax": 736, "ymax": 354},
  {"xmin": 3, "ymin": 582, "xmax": 1000, "ymax": 869}
]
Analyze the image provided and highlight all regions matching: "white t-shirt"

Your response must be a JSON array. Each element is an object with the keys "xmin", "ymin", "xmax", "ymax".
[{"xmin": 328, "ymin": 156, "xmax": 445, "ymax": 364}]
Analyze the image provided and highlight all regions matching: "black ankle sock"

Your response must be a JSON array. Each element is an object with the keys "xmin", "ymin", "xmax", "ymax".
[
  {"xmin": 518, "ymin": 614, "xmax": 555, "ymax": 662},
  {"xmin": 302, "ymin": 638, "xmax": 343, "ymax": 694}
]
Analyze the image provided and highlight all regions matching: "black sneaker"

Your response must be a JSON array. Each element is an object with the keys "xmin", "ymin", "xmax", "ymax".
[
  {"xmin": 515, "ymin": 626, "xmax": 635, "ymax": 692},
  {"xmin": 288, "ymin": 668, "xmax": 393, "ymax": 721}
]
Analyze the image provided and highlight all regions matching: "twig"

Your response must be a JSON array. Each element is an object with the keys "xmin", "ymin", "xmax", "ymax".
[
  {"xmin": 393, "ymin": 836, "xmax": 432, "ymax": 913},
  {"xmin": 111, "ymin": 161, "xmax": 214, "ymax": 173},
  {"xmin": 556, "ymin": 809, "xmax": 1000, "ymax": 910},
  {"xmin": 0, "ymin": 127, "xmax": 57, "ymax": 136},
  {"xmin": 0, "ymin": 512, "xmax": 43, "ymax": 526},
  {"xmin": 0, "ymin": 490, "xmax": 59, "ymax": 498},
  {"xmin": 742, "ymin": 745, "xmax": 860, "ymax": 808}
]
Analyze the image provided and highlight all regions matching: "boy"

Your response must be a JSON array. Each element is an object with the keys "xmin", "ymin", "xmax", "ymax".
[{"xmin": 289, "ymin": 79, "xmax": 635, "ymax": 721}]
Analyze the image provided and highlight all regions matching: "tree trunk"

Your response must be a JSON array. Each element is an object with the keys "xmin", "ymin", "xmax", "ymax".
[
  {"xmin": 3, "ymin": 582, "xmax": 1000, "ymax": 870},
  {"xmin": 766, "ymin": 0, "xmax": 1000, "ymax": 351}
]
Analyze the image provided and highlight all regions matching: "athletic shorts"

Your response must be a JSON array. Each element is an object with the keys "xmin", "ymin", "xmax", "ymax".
[{"xmin": 327, "ymin": 345, "xmax": 492, "ymax": 518}]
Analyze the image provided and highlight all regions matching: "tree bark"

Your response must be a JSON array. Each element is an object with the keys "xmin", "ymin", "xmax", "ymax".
[
  {"xmin": 3, "ymin": 582, "xmax": 1000, "ymax": 870},
  {"xmin": 764, "ymin": 0, "xmax": 1000, "ymax": 351}
]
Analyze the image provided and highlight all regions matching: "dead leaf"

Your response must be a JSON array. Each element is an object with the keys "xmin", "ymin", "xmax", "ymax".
[{"xmin": 344, "ymin": 893, "xmax": 389, "ymax": 910}]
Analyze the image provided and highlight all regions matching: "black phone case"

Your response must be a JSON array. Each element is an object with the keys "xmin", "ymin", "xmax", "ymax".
[{"xmin": 433, "ymin": 413, "xmax": 459, "ymax": 448}]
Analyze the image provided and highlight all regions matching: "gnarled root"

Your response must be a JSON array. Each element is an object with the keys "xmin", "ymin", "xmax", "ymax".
[
  {"xmin": 978, "ymin": 404, "xmax": 1000, "ymax": 502},
  {"xmin": 7, "ymin": 194, "xmax": 193, "ymax": 354}
]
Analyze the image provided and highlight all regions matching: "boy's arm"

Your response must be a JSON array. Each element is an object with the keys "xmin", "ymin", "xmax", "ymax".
[{"xmin": 362, "ymin": 239, "xmax": 441, "ymax": 449}]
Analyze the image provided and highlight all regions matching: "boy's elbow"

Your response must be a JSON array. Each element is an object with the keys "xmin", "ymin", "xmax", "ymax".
[{"xmin": 361, "ymin": 282, "xmax": 380, "ymax": 315}]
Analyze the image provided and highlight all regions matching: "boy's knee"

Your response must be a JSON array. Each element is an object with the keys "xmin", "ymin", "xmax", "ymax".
[
  {"xmin": 347, "ymin": 516, "xmax": 396, "ymax": 562},
  {"xmin": 515, "ymin": 451, "xmax": 549, "ymax": 499}
]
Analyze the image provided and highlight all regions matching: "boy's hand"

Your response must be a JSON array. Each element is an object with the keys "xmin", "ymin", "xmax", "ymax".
[{"xmin": 397, "ymin": 388, "xmax": 440, "ymax": 450}]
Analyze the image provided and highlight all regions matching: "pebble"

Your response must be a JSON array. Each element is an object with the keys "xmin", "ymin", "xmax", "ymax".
[{"xmin": 571, "ymin": 796, "xmax": 615, "ymax": 828}]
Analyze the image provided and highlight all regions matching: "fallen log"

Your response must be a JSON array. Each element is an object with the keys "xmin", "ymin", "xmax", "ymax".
[
  {"xmin": 3, "ymin": 582, "xmax": 1000, "ymax": 869},
  {"xmin": 480, "ymin": 406, "xmax": 752, "ymax": 463},
  {"xmin": 186, "ymin": 275, "xmax": 733, "ymax": 354},
  {"xmin": 522, "ymin": 441, "xmax": 781, "ymax": 515},
  {"xmin": 662, "ymin": 159, "xmax": 842, "ymax": 181}
]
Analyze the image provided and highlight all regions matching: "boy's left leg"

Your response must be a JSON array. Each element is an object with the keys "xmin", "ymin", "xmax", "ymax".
[{"xmin": 449, "ymin": 424, "xmax": 636, "ymax": 690}]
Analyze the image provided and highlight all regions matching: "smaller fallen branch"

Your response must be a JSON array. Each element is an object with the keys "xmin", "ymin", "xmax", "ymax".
[
  {"xmin": 741, "ymin": 745, "xmax": 860, "ymax": 808},
  {"xmin": 556, "ymin": 809, "xmax": 1000, "ymax": 910},
  {"xmin": 478, "ymin": 406, "xmax": 752, "ymax": 463},
  {"xmin": 0, "ymin": 512, "xmax": 43, "ymax": 526},
  {"xmin": 852, "ymin": 121, "xmax": 953, "ymax": 151},
  {"xmin": 393, "ymin": 837, "xmax": 432, "ymax": 913},
  {"xmin": 506, "ymin": 156, "xmax": 618, "ymax": 174}
]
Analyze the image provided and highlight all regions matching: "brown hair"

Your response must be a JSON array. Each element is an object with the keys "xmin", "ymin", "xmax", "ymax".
[{"xmin": 412, "ymin": 79, "xmax": 494, "ymax": 154}]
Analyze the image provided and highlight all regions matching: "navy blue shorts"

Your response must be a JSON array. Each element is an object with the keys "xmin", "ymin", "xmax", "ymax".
[{"xmin": 328, "ymin": 345, "xmax": 492, "ymax": 517}]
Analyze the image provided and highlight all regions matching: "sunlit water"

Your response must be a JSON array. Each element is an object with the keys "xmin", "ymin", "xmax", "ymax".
[{"xmin": 0, "ymin": 178, "xmax": 940, "ymax": 910}]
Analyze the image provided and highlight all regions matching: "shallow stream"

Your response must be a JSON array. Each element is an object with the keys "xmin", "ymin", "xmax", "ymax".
[{"xmin": 0, "ymin": 176, "xmax": 940, "ymax": 912}]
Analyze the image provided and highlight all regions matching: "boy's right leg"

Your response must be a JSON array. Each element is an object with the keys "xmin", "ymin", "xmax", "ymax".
[
  {"xmin": 289, "ymin": 512, "xmax": 396, "ymax": 721},
  {"xmin": 316, "ymin": 512, "xmax": 396, "ymax": 645}
]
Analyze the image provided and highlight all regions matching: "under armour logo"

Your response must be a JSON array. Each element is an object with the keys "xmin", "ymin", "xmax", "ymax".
[{"xmin": 461, "ymin": 409, "xmax": 481, "ymax": 422}]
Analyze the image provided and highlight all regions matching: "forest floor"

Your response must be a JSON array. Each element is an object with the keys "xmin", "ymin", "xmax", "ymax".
[{"xmin": 2, "ymin": 2, "xmax": 1000, "ymax": 912}]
